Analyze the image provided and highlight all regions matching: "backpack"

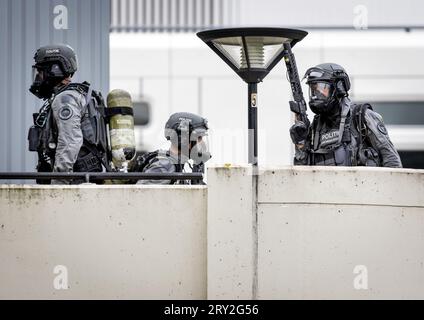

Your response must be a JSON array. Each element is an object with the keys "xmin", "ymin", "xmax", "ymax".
[{"xmin": 351, "ymin": 103, "xmax": 380, "ymax": 166}]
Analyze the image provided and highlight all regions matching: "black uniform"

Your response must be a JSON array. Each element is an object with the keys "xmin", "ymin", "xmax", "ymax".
[
  {"xmin": 290, "ymin": 63, "xmax": 402, "ymax": 168},
  {"xmin": 294, "ymin": 98, "xmax": 402, "ymax": 167}
]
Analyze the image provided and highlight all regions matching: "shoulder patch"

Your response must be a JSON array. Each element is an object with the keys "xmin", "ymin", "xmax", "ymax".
[
  {"xmin": 377, "ymin": 122, "xmax": 388, "ymax": 135},
  {"xmin": 58, "ymin": 106, "xmax": 73, "ymax": 120}
]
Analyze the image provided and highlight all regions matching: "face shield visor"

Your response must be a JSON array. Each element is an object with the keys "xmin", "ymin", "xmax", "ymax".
[
  {"xmin": 190, "ymin": 128, "xmax": 212, "ymax": 164},
  {"xmin": 307, "ymin": 81, "xmax": 340, "ymax": 115},
  {"xmin": 308, "ymin": 81, "xmax": 334, "ymax": 101},
  {"xmin": 32, "ymin": 66, "xmax": 45, "ymax": 83}
]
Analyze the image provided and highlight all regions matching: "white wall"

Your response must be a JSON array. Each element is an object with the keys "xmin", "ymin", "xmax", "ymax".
[
  {"xmin": 1, "ymin": 166, "xmax": 424, "ymax": 299},
  {"xmin": 207, "ymin": 165, "xmax": 424, "ymax": 299},
  {"xmin": 110, "ymin": 30, "xmax": 424, "ymax": 166},
  {"xmin": 0, "ymin": 185, "xmax": 207, "ymax": 299},
  {"xmin": 239, "ymin": 0, "xmax": 424, "ymax": 27}
]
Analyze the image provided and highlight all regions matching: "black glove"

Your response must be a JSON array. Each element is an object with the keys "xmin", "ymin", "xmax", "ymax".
[{"xmin": 290, "ymin": 121, "xmax": 309, "ymax": 145}]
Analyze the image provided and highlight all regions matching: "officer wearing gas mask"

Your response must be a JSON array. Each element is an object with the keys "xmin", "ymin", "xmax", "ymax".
[
  {"xmin": 28, "ymin": 44, "xmax": 109, "ymax": 184},
  {"xmin": 135, "ymin": 112, "xmax": 211, "ymax": 185},
  {"xmin": 290, "ymin": 63, "xmax": 402, "ymax": 167}
]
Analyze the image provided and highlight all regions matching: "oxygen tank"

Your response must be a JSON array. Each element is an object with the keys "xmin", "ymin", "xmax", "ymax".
[{"xmin": 106, "ymin": 89, "xmax": 136, "ymax": 172}]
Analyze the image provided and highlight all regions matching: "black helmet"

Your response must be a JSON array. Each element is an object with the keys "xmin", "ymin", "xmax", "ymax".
[
  {"xmin": 304, "ymin": 63, "xmax": 350, "ymax": 115},
  {"xmin": 29, "ymin": 44, "xmax": 78, "ymax": 99},
  {"xmin": 164, "ymin": 112, "xmax": 211, "ymax": 164}
]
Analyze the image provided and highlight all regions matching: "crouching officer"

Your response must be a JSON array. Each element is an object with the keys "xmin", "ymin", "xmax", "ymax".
[
  {"xmin": 290, "ymin": 63, "xmax": 402, "ymax": 167},
  {"xmin": 134, "ymin": 112, "xmax": 211, "ymax": 184},
  {"xmin": 28, "ymin": 44, "xmax": 109, "ymax": 184}
]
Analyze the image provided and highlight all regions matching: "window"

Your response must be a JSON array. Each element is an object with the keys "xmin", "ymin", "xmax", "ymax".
[
  {"xmin": 357, "ymin": 101, "xmax": 424, "ymax": 168},
  {"xmin": 133, "ymin": 100, "xmax": 150, "ymax": 126},
  {"xmin": 368, "ymin": 101, "xmax": 424, "ymax": 125},
  {"xmin": 398, "ymin": 151, "xmax": 424, "ymax": 169}
]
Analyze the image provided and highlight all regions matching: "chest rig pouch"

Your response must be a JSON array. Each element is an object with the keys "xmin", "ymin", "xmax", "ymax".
[
  {"xmin": 28, "ymin": 98, "xmax": 58, "ymax": 182},
  {"xmin": 310, "ymin": 104, "xmax": 353, "ymax": 166}
]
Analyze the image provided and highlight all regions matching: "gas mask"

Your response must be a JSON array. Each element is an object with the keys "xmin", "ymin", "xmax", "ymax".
[
  {"xmin": 304, "ymin": 64, "xmax": 351, "ymax": 116},
  {"xmin": 308, "ymin": 81, "xmax": 339, "ymax": 115},
  {"xmin": 29, "ymin": 63, "xmax": 65, "ymax": 99}
]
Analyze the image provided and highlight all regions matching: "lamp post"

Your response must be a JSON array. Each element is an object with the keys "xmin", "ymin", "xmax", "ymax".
[{"xmin": 197, "ymin": 28, "xmax": 308, "ymax": 166}]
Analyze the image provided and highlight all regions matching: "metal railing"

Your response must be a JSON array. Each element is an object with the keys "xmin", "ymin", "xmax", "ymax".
[{"xmin": 0, "ymin": 172, "xmax": 203, "ymax": 184}]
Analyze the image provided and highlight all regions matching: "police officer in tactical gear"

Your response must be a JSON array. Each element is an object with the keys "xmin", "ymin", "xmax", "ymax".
[
  {"xmin": 28, "ymin": 44, "xmax": 109, "ymax": 184},
  {"xmin": 135, "ymin": 112, "xmax": 211, "ymax": 185},
  {"xmin": 290, "ymin": 63, "xmax": 402, "ymax": 167}
]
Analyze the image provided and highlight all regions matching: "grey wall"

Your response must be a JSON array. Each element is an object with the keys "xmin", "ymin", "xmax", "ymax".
[{"xmin": 0, "ymin": 0, "xmax": 110, "ymax": 174}]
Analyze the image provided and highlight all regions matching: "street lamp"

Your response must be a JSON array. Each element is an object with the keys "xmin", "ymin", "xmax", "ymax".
[{"xmin": 197, "ymin": 28, "xmax": 307, "ymax": 166}]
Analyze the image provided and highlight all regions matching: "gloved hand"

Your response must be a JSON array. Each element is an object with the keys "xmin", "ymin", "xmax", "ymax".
[{"xmin": 290, "ymin": 121, "xmax": 309, "ymax": 145}]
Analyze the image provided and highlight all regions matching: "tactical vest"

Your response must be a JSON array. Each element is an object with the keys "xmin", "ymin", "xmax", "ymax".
[
  {"xmin": 135, "ymin": 150, "xmax": 182, "ymax": 180},
  {"xmin": 28, "ymin": 82, "xmax": 111, "ymax": 181},
  {"xmin": 309, "ymin": 103, "xmax": 380, "ymax": 166}
]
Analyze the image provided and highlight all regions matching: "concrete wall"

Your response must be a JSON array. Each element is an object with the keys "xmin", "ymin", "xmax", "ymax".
[
  {"xmin": 1, "ymin": 166, "xmax": 424, "ymax": 299},
  {"xmin": 207, "ymin": 165, "xmax": 424, "ymax": 299},
  {"xmin": 0, "ymin": 185, "xmax": 207, "ymax": 299}
]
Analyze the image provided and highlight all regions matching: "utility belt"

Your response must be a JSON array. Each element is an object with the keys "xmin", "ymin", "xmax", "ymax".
[
  {"xmin": 310, "ymin": 138, "xmax": 380, "ymax": 167},
  {"xmin": 311, "ymin": 144, "xmax": 352, "ymax": 166}
]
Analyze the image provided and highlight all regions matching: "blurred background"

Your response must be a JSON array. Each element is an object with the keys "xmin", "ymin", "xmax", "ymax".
[{"xmin": 1, "ymin": 0, "xmax": 424, "ymax": 173}]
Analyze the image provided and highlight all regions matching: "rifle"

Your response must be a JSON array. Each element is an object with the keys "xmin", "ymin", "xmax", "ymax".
[{"xmin": 282, "ymin": 42, "xmax": 311, "ymax": 145}]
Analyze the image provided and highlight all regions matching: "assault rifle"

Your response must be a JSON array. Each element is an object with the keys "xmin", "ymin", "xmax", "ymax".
[{"xmin": 282, "ymin": 42, "xmax": 311, "ymax": 145}]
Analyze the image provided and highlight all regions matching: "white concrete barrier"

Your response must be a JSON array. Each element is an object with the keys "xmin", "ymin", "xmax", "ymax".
[
  {"xmin": 0, "ymin": 185, "xmax": 207, "ymax": 299},
  {"xmin": 2, "ymin": 165, "xmax": 424, "ymax": 299},
  {"xmin": 207, "ymin": 165, "xmax": 424, "ymax": 299}
]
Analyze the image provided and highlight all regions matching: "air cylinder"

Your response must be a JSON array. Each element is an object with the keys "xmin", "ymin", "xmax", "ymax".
[{"xmin": 106, "ymin": 89, "xmax": 136, "ymax": 172}]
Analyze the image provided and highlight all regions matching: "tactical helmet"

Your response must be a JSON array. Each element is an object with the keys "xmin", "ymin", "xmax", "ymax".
[
  {"xmin": 164, "ymin": 112, "xmax": 211, "ymax": 164},
  {"xmin": 304, "ymin": 63, "xmax": 350, "ymax": 115},
  {"xmin": 29, "ymin": 44, "xmax": 78, "ymax": 99}
]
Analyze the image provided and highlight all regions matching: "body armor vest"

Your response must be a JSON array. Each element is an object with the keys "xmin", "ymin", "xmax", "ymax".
[
  {"xmin": 28, "ymin": 82, "xmax": 110, "ymax": 180},
  {"xmin": 309, "ymin": 103, "xmax": 380, "ymax": 167}
]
